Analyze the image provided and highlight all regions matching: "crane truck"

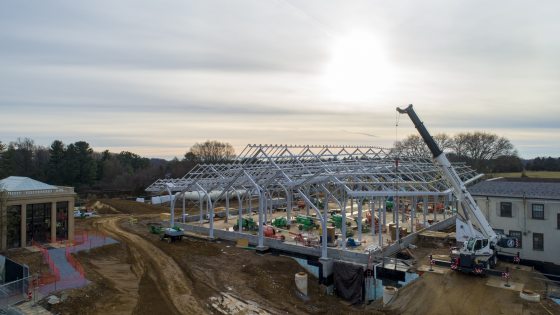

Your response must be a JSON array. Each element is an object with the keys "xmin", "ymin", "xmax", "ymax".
[{"xmin": 397, "ymin": 104, "xmax": 519, "ymax": 274}]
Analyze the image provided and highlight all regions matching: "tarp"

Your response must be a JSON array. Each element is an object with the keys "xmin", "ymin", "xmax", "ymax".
[{"xmin": 333, "ymin": 261, "xmax": 364, "ymax": 304}]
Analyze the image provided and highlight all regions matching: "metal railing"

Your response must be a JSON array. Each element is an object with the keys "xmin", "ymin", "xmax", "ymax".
[
  {"xmin": 0, "ymin": 276, "xmax": 31, "ymax": 310},
  {"xmin": 6, "ymin": 186, "xmax": 74, "ymax": 198}
]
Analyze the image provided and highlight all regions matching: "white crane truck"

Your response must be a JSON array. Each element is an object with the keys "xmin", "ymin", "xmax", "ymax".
[{"xmin": 397, "ymin": 104, "xmax": 519, "ymax": 274}]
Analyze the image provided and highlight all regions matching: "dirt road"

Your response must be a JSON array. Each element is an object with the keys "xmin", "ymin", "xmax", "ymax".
[{"xmin": 93, "ymin": 215, "xmax": 207, "ymax": 314}]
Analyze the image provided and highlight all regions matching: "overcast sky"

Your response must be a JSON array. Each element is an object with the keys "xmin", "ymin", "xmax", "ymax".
[{"xmin": 1, "ymin": 1, "xmax": 559, "ymax": 159}]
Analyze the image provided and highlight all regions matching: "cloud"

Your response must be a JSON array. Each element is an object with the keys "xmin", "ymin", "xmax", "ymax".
[{"xmin": 1, "ymin": 0, "xmax": 559, "ymax": 159}]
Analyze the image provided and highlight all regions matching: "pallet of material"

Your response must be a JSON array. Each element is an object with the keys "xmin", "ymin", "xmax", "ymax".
[{"xmin": 419, "ymin": 230, "xmax": 456, "ymax": 239}]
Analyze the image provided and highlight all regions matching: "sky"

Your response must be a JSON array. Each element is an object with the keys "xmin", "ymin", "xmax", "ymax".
[{"xmin": 1, "ymin": 1, "xmax": 559, "ymax": 159}]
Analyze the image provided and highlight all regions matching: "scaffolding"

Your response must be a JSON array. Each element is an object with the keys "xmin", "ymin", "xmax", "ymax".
[{"xmin": 146, "ymin": 144, "xmax": 482, "ymax": 260}]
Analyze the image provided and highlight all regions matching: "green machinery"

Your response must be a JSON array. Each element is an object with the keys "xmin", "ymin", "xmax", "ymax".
[
  {"xmin": 296, "ymin": 215, "xmax": 319, "ymax": 231},
  {"xmin": 149, "ymin": 225, "xmax": 164, "ymax": 234},
  {"xmin": 354, "ymin": 217, "xmax": 371, "ymax": 233},
  {"xmin": 272, "ymin": 216, "xmax": 289, "ymax": 229},
  {"xmin": 329, "ymin": 214, "xmax": 351, "ymax": 229},
  {"xmin": 233, "ymin": 217, "xmax": 258, "ymax": 231},
  {"xmin": 151, "ymin": 225, "xmax": 183, "ymax": 234},
  {"xmin": 386, "ymin": 197, "xmax": 394, "ymax": 210}
]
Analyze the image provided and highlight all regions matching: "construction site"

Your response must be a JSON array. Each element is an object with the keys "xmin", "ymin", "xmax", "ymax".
[{"xmin": 1, "ymin": 106, "xmax": 558, "ymax": 315}]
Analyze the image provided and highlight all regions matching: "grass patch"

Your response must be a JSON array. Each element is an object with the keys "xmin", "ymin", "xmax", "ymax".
[{"xmin": 488, "ymin": 171, "xmax": 560, "ymax": 179}]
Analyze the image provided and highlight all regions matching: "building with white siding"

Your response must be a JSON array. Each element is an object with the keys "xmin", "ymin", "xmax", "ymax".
[{"xmin": 470, "ymin": 178, "xmax": 560, "ymax": 273}]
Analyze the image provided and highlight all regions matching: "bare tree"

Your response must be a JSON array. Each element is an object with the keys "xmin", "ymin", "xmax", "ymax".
[
  {"xmin": 451, "ymin": 131, "xmax": 516, "ymax": 161},
  {"xmin": 393, "ymin": 133, "xmax": 453, "ymax": 158},
  {"xmin": 187, "ymin": 140, "xmax": 236, "ymax": 164}
]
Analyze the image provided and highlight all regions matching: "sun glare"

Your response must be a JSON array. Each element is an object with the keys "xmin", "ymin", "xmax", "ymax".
[{"xmin": 323, "ymin": 31, "xmax": 395, "ymax": 103}]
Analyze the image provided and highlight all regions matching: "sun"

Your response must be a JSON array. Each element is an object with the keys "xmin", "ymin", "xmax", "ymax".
[{"xmin": 322, "ymin": 31, "xmax": 395, "ymax": 103}]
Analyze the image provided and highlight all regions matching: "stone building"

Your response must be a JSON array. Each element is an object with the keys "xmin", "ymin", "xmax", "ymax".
[{"xmin": 0, "ymin": 176, "xmax": 75, "ymax": 250}]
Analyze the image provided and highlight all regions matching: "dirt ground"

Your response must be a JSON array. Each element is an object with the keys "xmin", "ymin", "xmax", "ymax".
[
  {"xmin": 4, "ymin": 248, "xmax": 49, "ymax": 275},
  {"xmin": 378, "ymin": 271, "xmax": 560, "ymax": 315},
  {"xmin": 370, "ymin": 244, "xmax": 560, "ymax": 315},
  {"xmin": 42, "ymin": 200, "xmax": 560, "ymax": 315},
  {"xmin": 49, "ymin": 200, "xmax": 378, "ymax": 315}
]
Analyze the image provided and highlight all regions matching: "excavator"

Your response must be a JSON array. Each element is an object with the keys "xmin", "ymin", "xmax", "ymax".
[{"xmin": 397, "ymin": 105, "xmax": 518, "ymax": 274}]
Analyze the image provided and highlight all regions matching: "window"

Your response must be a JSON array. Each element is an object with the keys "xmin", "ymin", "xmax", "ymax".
[
  {"xmin": 494, "ymin": 229, "xmax": 505, "ymax": 235},
  {"xmin": 533, "ymin": 233, "xmax": 544, "ymax": 251},
  {"xmin": 500, "ymin": 202, "xmax": 512, "ymax": 217},
  {"xmin": 509, "ymin": 230, "xmax": 522, "ymax": 248},
  {"xmin": 474, "ymin": 240, "xmax": 482, "ymax": 251},
  {"xmin": 532, "ymin": 204, "xmax": 544, "ymax": 220}
]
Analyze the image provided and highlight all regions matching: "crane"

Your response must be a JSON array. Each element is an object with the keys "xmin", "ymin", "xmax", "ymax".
[{"xmin": 397, "ymin": 104, "xmax": 518, "ymax": 274}]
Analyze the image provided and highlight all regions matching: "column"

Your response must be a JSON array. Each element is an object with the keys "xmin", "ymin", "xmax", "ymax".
[
  {"xmin": 183, "ymin": 193, "xmax": 187, "ymax": 224},
  {"xmin": 378, "ymin": 198, "xmax": 383, "ymax": 247},
  {"xmin": 238, "ymin": 195, "xmax": 243, "ymax": 233},
  {"xmin": 68, "ymin": 199, "xmax": 75, "ymax": 242},
  {"xmin": 411, "ymin": 197, "xmax": 416, "ymax": 233},
  {"xmin": 382, "ymin": 196, "xmax": 386, "ymax": 226},
  {"xmin": 208, "ymin": 196, "xmax": 214, "ymax": 240},
  {"xmin": 199, "ymin": 196, "xmax": 204, "ymax": 223},
  {"xmin": 341, "ymin": 198, "xmax": 347, "ymax": 249},
  {"xmin": 423, "ymin": 196, "xmax": 428, "ymax": 226},
  {"xmin": 225, "ymin": 191, "xmax": 229, "ymax": 224},
  {"xmin": 51, "ymin": 201, "xmax": 57, "ymax": 243},
  {"xmin": 20, "ymin": 203, "xmax": 27, "ymax": 247},
  {"xmin": 287, "ymin": 190, "xmax": 292, "ymax": 223},
  {"xmin": 395, "ymin": 195, "xmax": 400, "ymax": 242},
  {"xmin": 263, "ymin": 193, "xmax": 268, "ymax": 223},
  {"xmin": 433, "ymin": 196, "xmax": 437, "ymax": 221},
  {"xmin": 357, "ymin": 200, "xmax": 363, "ymax": 242},
  {"xmin": 370, "ymin": 199, "xmax": 375, "ymax": 240},
  {"xmin": 321, "ymin": 195, "xmax": 328, "ymax": 259},
  {"xmin": 257, "ymin": 192, "xmax": 265, "ymax": 249}
]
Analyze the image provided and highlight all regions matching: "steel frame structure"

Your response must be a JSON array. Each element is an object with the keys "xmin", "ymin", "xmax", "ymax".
[{"xmin": 146, "ymin": 144, "xmax": 482, "ymax": 259}]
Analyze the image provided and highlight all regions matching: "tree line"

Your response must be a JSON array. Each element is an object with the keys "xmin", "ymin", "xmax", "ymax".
[
  {"xmin": 0, "ymin": 139, "xmax": 235, "ymax": 196},
  {"xmin": 393, "ymin": 131, "xmax": 523, "ymax": 173},
  {"xmin": 525, "ymin": 157, "xmax": 560, "ymax": 172}
]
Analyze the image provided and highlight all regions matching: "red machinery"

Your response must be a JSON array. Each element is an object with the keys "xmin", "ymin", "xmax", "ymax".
[
  {"xmin": 263, "ymin": 225, "xmax": 286, "ymax": 241},
  {"xmin": 289, "ymin": 231, "xmax": 319, "ymax": 247}
]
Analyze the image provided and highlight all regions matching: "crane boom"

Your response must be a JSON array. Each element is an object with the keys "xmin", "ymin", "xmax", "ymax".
[{"xmin": 396, "ymin": 104, "xmax": 498, "ymax": 241}]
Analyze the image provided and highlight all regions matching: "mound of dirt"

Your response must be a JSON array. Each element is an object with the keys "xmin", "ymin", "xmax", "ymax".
[
  {"xmin": 4, "ymin": 249, "xmax": 48, "ymax": 274},
  {"xmin": 88, "ymin": 199, "xmax": 170, "ymax": 215},
  {"xmin": 382, "ymin": 270, "xmax": 559, "ymax": 315}
]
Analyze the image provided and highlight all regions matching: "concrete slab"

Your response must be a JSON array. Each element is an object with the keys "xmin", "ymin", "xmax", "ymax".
[
  {"xmin": 16, "ymin": 301, "xmax": 53, "ymax": 315},
  {"xmin": 191, "ymin": 208, "xmax": 452, "ymax": 255},
  {"xmin": 486, "ymin": 278, "xmax": 524, "ymax": 292},
  {"xmin": 417, "ymin": 265, "xmax": 449, "ymax": 274}
]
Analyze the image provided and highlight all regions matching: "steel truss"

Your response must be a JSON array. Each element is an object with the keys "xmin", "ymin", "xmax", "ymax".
[{"xmin": 146, "ymin": 144, "xmax": 482, "ymax": 259}]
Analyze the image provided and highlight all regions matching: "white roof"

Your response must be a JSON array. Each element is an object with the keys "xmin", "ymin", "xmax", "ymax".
[{"xmin": 0, "ymin": 176, "xmax": 58, "ymax": 192}]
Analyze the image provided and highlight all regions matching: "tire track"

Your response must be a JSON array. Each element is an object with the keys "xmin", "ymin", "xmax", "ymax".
[{"xmin": 93, "ymin": 215, "xmax": 208, "ymax": 315}]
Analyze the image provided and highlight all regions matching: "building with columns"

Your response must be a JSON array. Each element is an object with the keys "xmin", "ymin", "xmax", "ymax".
[{"xmin": 0, "ymin": 176, "xmax": 75, "ymax": 250}]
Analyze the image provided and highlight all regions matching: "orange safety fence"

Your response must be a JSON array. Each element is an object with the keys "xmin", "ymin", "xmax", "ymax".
[
  {"xmin": 65, "ymin": 246, "xmax": 86, "ymax": 277},
  {"xmin": 33, "ymin": 241, "xmax": 61, "ymax": 285}
]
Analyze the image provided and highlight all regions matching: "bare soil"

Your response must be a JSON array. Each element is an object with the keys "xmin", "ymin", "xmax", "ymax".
[
  {"xmin": 52, "ymin": 200, "xmax": 376, "ymax": 314},
  {"xmin": 379, "ymin": 271, "xmax": 560, "ymax": 315},
  {"xmin": 4, "ymin": 248, "xmax": 48, "ymax": 275},
  {"xmin": 47, "ymin": 200, "xmax": 560, "ymax": 315},
  {"xmin": 372, "ymin": 245, "xmax": 560, "ymax": 315}
]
